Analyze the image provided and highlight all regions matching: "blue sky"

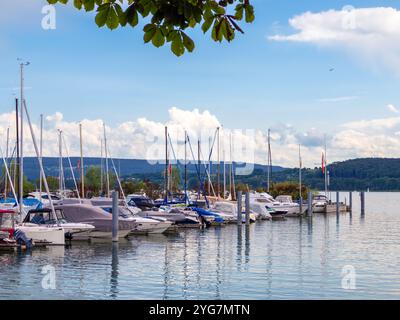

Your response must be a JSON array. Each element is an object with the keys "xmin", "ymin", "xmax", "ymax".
[{"xmin": 1, "ymin": 0, "xmax": 400, "ymax": 166}]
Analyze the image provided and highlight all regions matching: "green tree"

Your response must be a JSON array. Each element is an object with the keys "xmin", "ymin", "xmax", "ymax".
[
  {"xmin": 36, "ymin": 176, "xmax": 59, "ymax": 192},
  {"xmin": 121, "ymin": 179, "xmax": 146, "ymax": 194},
  {"xmin": 47, "ymin": 0, "xmax": 255, "ymax": 56},
  {"xmin": 270, "ymin": 182, "xmax": 309, "ymax": 201},
  {"xmin": 82, "ymin": 166, "xmax": 116, "ymax": 195},
  {"xmin": 23, "ymin": 177, "xmax": 35, "ymax": 194}
]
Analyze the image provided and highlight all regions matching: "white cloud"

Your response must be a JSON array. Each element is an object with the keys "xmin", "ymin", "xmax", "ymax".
[
  {"xmin": 269, "ymin": 7, "xmax": 400, "ymax": 74},
  {"xmin": 387, "ymin": 104, "xmax": 399, "ymax": 114},
  {"xmin": 1, "ymin": 107, "xmax": 400, "ymax": 169},
  {"xmin": 46, "ymin": 112, "xmax": 63, "ymax": 123},
  {"xmin": 318, "ymin": 96, "xmax": 359, "ymax": 103}
]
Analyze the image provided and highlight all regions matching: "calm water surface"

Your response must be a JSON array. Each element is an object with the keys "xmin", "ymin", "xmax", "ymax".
[{"xmin": 1, "ymin": 192, "xmax": 400, "ymax": 300}]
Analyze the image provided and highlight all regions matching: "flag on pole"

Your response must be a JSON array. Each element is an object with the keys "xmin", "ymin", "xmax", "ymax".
[
  {"xmin": 169, "ymin": 164, "xmax": 172, "ymax": 175},
  {"xmin": 77, "ymin": 159, "xmax": 81, "ymax": 170}
]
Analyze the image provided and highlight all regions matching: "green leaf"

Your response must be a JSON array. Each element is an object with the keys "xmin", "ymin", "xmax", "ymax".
[
  {"xmin": 171, "ymin": 35, "xmax": 184, "ymax": 57},
  {"xmin": 245, "ymin": 5, "xmax": 255, "ymax": 23},
  {"xmin": 106, "ymin": 6, "xmax": 119, "ymax": 30},
  {"xmin": 202, "ymin": 18, "xmax": 213, "ymax": 33},
  {"xmin": 95, "ymin": 5, "xmax": 110, "ymax": 27},
  {"xmin": 181, "ymin": 32, "xmax": 195, "ymax": 52},
  {"xmin": 152, "ymin": 28, "xmax": 165, "ymax": 48},
  {"xmin": 143, "ymin": 23, "xmax": 156, "ymax": 33},
  {"xmin": 114, "ymin": 4, "xmax": 127, "ymax": 26},
  {"xmin": 83, "ymin": 0, "xmax": 95, "ymax": 12},
  {"xmin": 73, "ymin": 0, "xmax": 83, "ymax": 10},
  {"xmin": 126, "ymin": 4, "xmax": 139, "ymax": 27},
  {"xmin": 143, "ymin": 27, "xmax": 157, "ymax": 43},
  {"xmin": 235, "ymin": 4, "xmax": 243, "ymax": 20}
]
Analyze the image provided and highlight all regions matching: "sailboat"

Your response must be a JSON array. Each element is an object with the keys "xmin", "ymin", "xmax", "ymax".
[{"xmin": 16, "ymin": 98, "xmax": 66, "ymax": 245}]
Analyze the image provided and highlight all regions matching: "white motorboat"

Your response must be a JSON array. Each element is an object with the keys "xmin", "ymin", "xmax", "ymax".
[
  {"xmin": 23, "ymin": 208, "xmax": 95, "ymax": 240},
  {"xmin": 275, "ymin": 195, "xmax": 305, "ymax": 216},
  {"xmin": 56, "ymin": 202, "xmax": 134, "ymax": 239},
  {"xmin": 249, "ymin": 202, "xmax": 272, "ymax": 220},
  {"xmin": 212, "ymin": 201, "xmax": 257, "ymax": 223},
  {"xmin": 101, "ymin": 206, "xmax": 172, "ymax": 235},
  {"xmin": 16, "ymin": 224, "xmax": 65, "ymax": 246},
  {"xmin": 312, "ymin": 194, "xmax": 329, "ymax": 213},
  {"xmin": 249, "ymin": 192, "xmax": 295, "ymax": 216}
]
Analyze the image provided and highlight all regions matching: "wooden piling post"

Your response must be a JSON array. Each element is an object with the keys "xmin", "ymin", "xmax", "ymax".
[
  {"xmin": 336, "ymin": 191, "xmax": 340, "ymax": 215},
  {"xmin": 245, "ymin": 192, "xmax": 250, "ymax": 226},
  {"xmin": 349, "ymin": 192, "xmax": 353, "ymax": 213},
  {"xmin": 237, "ymin": 191, "xmax": 242, "ymax": 225},
  {"xmin": 360, "ymin": 192, "xmax": 365, "ymax": 216},
  {"xmin": 112, "ymin": 190, "xmax": 119, "ymax": 242},
  {"xmin": 308, "ymin": 192, "xmax": 313, "ymax": 217}
]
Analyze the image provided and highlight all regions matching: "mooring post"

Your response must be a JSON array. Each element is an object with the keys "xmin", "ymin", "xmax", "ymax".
[
  {"xmin": 245, "ymin": 192, "xmax": 250, "ymax": 226},
  {"xmin": 237, "ymin": 191, "xmax": 242, "ymax": 225},
  {"xmin": 360, "ymin": 191, "xmax": 365, "ymax": 216},
  {"xmin": 336, "ymin": 191, "xmax": 340, "ymax": 215},
  {"xmin": 308, "ymin": 191, "xmax": 313, "ymax": 217},
  {"xmin": 349, "ymin": 192, "xmax": 353, "ymax": 213},
  {"xmin": 112, "ymin": 190, "xmax": 119, "ymax": 242},
  {"xmin": 299, "ymin": 196, "xmax": 303, "ymax": 216}
]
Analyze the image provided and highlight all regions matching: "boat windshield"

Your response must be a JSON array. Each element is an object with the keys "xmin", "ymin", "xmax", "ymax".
[
  {"xmin": 26, "ymin": 210, "xmax": 67, "ymax": 225},
  {"xmin": 314, "ymin": 195, "xmax": 328, "ymax": 201},
  {"xmin": 276, "ymin": 196, "xmax": 292, "ymax": 203}
]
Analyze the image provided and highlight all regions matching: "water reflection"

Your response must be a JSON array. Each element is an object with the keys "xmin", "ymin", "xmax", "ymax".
[
  {"xmin": 236, "ymin": 225, "xmax": 242, "ymax": 272},
  {"xmin": 2, "ymin": 193, "xmax": 400, "ymax": 300},
  {"xmin": 110, "ymin": 243, "xmax": 119, "ymax": 299},
  {"xmin": 244, "ymin": 226, "xmax": 251, "ymax": 267}
]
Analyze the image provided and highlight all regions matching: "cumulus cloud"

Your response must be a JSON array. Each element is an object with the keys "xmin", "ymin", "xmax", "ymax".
[
  {"xmin": 269, "ymin": 7, "xmax": 400, "ymax": 74},
  {"xmin": 1, "ymin": 107, "xmax": 400, "ymax": 169}
]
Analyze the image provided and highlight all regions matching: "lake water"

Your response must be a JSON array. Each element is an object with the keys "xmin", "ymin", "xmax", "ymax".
[{"xmin": 1, "ymin": 192, "xmax": 400, "ymax": 300}]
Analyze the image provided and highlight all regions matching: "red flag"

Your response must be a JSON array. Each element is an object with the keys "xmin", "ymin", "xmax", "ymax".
[
  {"xmin": 322, "ymin": 153, "xmax": 325, "ymax": 174},
  {"xmin": 169, "ymin": 164, "xmax": 172, "ymax": 175}
]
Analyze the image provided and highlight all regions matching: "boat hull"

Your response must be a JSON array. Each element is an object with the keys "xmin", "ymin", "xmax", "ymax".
[{"xmin": 16, "ymin": 226, "xmax": 65, "ymax": 246}]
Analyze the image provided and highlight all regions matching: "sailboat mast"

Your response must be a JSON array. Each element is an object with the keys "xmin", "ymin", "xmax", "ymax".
[
  {"xmin": 217, "ymin": 127, "xmax": 220, "ymax": 198},
  {"xmin": 164, "ymin": 126, "xmax": 168, "ymax": 203},
  {"xmin": 198, "ymin": 139, "xmax": 201, "ymax": 198},
  {"xmin": 79, "ymin": 123, "xmax": 84, "ymax": 198},
  {"xmin": 23, "ymin": 100, "xmax": 58, "ymax": 225},
  {"xmin": 184, "ymin": 131, "xmax": 188, "ymax": 204},
  {"xmin": 39, "ymin": 114, "xmax": 43, "ymax": 199},
  {"xmin": 4, "ymin": 127, "xmax": 9, "ymax": 199},
  {"xmin": 58, "ymin": 130, "xmax": 64, "ymax": 196},
  {"xmin": 324, "ymin": 135, "xmax": 328, "ymax": 198},
  {"xmin": 223, "ymin": 148, "xmax": 226, "ymax": 199},
  {"xmin": 208, "ymin": 136, "xmax": 211, "ymax": 195},
  {"xmin": 100, "ymin": 138, "xmax": 103, "ymax": 196},
  {"xmin": 62, "ymin": 135, "xmax": 81, "ymax": 202},
  {"xmin": 299, "ymin": 144, "xmax": 302, "ymax": 203},
  {"xmin": 15, "ymin": 98, "xmax": 19, "ymax": 203},
  {"xmin": 229, "ymin": 133, "xmax": 236, "ymax": 201},
  {"xmin": 267, "ymin": 129, "xmax": 272, "ymax": 193},
  {"xmin": 103, "ymin": 122, "xmax": 110, "ymax": 197},
  {"xmin": 19, "ymin": 62, "xmax": 26, "ymax": 215}
]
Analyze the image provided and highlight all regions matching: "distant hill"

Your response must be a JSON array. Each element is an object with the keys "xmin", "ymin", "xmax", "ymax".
[
  {"xmin": 270, "ymin": 158, "xmax": 400, "ymax": 191},
  {"xmin": 8, "ymin": 157, "xmax": 400, "ymax": 191},
  {"xmin": 18, "ymin": 157, "xmax": 285, "ymax": 182}
]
